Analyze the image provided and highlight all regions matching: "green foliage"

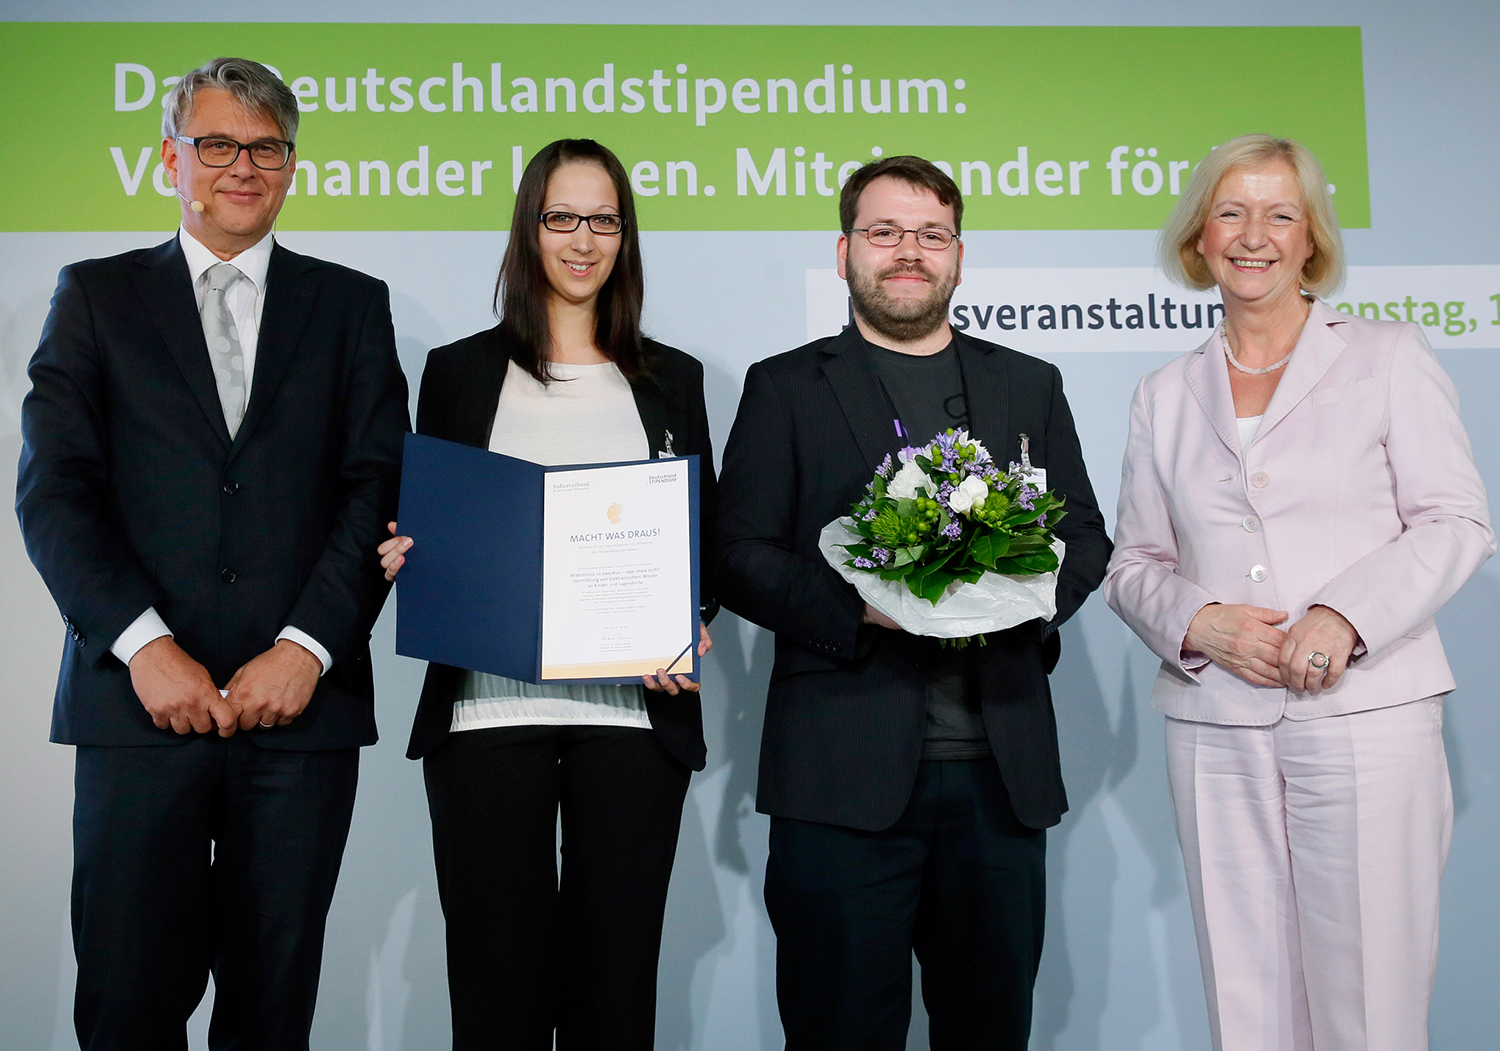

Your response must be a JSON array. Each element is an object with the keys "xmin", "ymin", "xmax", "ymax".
[{"xmin": 840, "ymin": 429, "xmax": 1067, "ymax": 619}]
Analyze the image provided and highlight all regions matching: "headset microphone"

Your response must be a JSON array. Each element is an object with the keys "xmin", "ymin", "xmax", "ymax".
[{"xmin": 176, "ymin": 189, "xmax": 205, "ymax": 213}]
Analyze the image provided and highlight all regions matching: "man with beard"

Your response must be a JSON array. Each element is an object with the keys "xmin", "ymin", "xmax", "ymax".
[{"xmin": 716, "ymin": 156, "xmax": 1111, "ymax": 1049}]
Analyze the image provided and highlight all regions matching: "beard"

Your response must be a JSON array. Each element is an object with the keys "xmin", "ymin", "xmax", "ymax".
[{"xmin": 846, "ymin": 256, "xmax": 959, "ymax": 344}]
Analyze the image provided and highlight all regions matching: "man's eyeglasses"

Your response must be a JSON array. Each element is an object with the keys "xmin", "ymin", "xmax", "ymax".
[
  {"xmin": 540, "ymin": 211, "xmax": 626, "ymax": 235},
  {"xmin": 849, "ymin": 225, "xmax": 959, "ymax": 250},
  {"xmin": 177, "ymin": 136, "xmax": 294, "ymax": 170}
]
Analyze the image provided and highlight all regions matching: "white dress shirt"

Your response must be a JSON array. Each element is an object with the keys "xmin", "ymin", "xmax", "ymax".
[{"xmin": 109, "ymin": 227, "xmax": 332, "ymax": 674}]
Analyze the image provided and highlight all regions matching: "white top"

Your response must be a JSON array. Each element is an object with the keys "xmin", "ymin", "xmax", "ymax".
[
  {"xmin": 108, "ymin": 228, "xmax": 331, "ymax": 674},
  {"xmin": 487, "ymin": 358, "xmax": 650, "ymax": 465},
  {"xmin": 1236, "ymin": 414, "xmax": 1263, "ymax": 460},
  {"xmin": 452, "ymin": 358, "xmax": 654, "ymax": 732}
]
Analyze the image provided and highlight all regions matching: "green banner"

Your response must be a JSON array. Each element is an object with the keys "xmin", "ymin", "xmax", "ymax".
[{"xmin": 0, "ymin": 23, "xmax": 1369, "ymax": 232}]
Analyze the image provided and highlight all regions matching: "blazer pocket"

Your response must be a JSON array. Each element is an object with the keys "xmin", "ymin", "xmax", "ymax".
[{"xmin": 1311, "ymin": 377, "xmax": 1380, "ymax": 407}]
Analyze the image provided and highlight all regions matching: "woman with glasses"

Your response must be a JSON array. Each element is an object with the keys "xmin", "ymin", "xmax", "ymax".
[{"xmin": 379, "ymin": 138, "xmax": 716, "ymax": 1051}]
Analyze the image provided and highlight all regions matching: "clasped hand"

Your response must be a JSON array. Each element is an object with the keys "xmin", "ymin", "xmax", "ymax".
[
  {"xmin": 129, "ymin": 635, "xmax": 321, "ymax": 735},
  {"xmin": 1184, "ymin": 603, "xmax": 1358, "ymax": 694},
  {"xmin": 380, "ymin": 522, "xmax": 713, "ymax": 696}
]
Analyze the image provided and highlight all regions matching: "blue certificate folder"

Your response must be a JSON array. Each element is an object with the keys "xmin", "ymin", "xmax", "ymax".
[{"xmin": 394, "ymin": 433, "xmax": 701, "ymax": 685}]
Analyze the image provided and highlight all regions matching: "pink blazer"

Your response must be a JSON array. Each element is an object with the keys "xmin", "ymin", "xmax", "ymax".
[{"xmin": 1104, "ymin": 298, "xmax": 1494, "ymax": 725}]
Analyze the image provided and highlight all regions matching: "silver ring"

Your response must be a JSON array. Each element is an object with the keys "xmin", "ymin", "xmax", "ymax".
[
  {"xmin": 1308, "ymin": 651, "xmax": 1331, "ymax": 671},
  {"xmin": 257, "ymin": 719, "xmax": 275, "ymax": 728}
]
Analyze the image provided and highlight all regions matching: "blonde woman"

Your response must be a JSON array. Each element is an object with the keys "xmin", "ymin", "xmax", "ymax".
[{"xmin": 1104, "ymin": 135, "xmax": 1493, "ymax": 1050}]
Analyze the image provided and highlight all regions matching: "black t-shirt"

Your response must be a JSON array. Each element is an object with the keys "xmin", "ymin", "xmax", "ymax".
[{"xmin": 865, "ymin": 335, "xmax": 991, "ymax": 761}]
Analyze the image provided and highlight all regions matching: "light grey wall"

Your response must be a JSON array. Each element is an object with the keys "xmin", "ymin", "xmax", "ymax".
[{"xmin": 2, "ymin": 2, "xmax": 1496, "ymax": 1049}]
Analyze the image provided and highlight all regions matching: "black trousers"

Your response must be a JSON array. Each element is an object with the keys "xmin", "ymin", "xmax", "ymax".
[
  {"xmin": 765, "ymin": 759, "xmax": 1047, "ymax": 1051},
  {"xmin": 72, "ymin": 735, "xmax": 359, "ymax": 1051},
  {"xmin": 423, "ymin": 723, "xmax": 691, "ymax": 1051}
]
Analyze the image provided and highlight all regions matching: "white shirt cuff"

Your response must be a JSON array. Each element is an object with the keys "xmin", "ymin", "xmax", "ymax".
[
  {"xmin": 110, "ymin": 607, "xmax": 173, "ymax": 666},
  {"xmin": 277, "ymin": 627, "xmax": 333, "ymax": 675}
]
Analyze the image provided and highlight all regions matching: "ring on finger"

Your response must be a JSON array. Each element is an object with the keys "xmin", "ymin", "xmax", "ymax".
[
  {"xmin": 1308, "ymin": 651, "xmax": 1331, "ymax": 671},
  {"xmin": 258, "ymin": 719, "xmax": 275, "ymax": 728}
]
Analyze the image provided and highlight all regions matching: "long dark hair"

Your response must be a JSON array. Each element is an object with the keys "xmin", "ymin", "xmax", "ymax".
[{"xmin": 493, "ymin": 139, "xmax": 648, "ymax": 383}]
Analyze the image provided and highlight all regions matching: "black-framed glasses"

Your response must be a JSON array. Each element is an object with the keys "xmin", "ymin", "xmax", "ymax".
[
  {"xmin": 850, "ymin": 225, "xmax": 959, "ymax": 250},
  {"xmin": 540, "ymin": 211, "xmax": 626, "ymax": 235},
  {"xmin": 176, "ymin": 135, "xmax": 295, "ymax": 170}
]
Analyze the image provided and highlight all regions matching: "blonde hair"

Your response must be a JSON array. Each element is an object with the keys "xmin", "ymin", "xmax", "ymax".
[{"xmin": 1158, "ymin": 134, "xmax": 1345, "ymax": 297}]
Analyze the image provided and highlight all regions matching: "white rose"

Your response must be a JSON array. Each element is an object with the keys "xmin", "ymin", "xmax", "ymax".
[
  {"xmin": 887, "ymin": 459, "xmax": 934, "ymax": 501},
  {"xmin": 947, "ymin": 474, "xmax": 989, "ymax": 515}
]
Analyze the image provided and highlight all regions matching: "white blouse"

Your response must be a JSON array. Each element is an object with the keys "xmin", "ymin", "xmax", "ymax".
[{"xmin": 1236, "ymin": 414, "xmax": 1263, "ymax": 460}]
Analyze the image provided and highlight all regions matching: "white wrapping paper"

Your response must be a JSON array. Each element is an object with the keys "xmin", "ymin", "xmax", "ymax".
[{"xmin": 818, "ymin": 517, "xmax": 1064, "ymax": 638}]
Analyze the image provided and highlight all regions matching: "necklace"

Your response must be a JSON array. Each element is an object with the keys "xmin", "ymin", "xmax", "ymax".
[{"xmin": 1219, "ymin": 323, "xmax": 1293, "ymax": 376}]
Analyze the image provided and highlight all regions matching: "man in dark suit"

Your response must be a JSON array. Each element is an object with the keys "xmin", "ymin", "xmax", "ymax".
[
  {"xmin": 717, "ymin": 156, "xmax": 1111, "ymax": 1049},
  {"xmin": 14, "ymin": 58, "xmax": 408, "ymax": 1050}
]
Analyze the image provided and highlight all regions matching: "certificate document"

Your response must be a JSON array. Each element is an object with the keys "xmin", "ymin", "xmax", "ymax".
[
  {"xmin": 394, "ymin": 434, "xmax": 701, "ymax": 686},
  {"xmin": 540, "ymin": 460, "xmax": 696, "ymax": 680}
]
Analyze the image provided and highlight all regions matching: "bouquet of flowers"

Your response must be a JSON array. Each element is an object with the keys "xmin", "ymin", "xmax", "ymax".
[{"xmin": 817, "ymin": 429, "xmax": 1067, "ymax": 644}]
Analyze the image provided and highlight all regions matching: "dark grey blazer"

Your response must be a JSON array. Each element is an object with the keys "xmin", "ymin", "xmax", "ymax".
[
  {"xmin": 717, "ymin": 325, "xmax": 1112, "ymax": 831},
  {"xmin": 16, "ymin": 237, "xmax": 410, "ymax": 750},
  {"xmin": 402, "ymin": 326, "xmax": 718, "ymax": 771}
]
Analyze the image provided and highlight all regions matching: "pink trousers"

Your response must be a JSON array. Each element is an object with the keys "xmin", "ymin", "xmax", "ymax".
[{"xmin": 1165, "ymin": 697, "xmax": 1452, "ymax": 1051}]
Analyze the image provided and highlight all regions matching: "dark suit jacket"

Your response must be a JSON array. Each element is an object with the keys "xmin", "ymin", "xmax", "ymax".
[
  {"xmin": 402, "ymin": 326, "xmax": 717, "ymax": 771},
  {"xmin": 15, "ymin": 236, "xmax": 410, "ymax": 750},
  {"xmin": 717, "ymin": 325, "xmax": 1111, "ymax": 831}
]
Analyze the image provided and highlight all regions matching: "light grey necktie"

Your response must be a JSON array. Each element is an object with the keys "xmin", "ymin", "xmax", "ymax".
[{"xmin": 201, "ymin": 262, "xmax": 248, "ymax": 438}]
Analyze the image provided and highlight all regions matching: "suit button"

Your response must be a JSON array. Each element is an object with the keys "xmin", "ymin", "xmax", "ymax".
[
  {"xmin": 1249, "ymin": 564, "xmax": 1268, "ymax": 583},
  {"xmin": 1251, "ymin": 471, "xmax": 1270, "ymax": 489},
  {"xmin": 62, "ymin": 614, "xmax": 71, "ymax": 627},
  {"xmin": 222, "ymin": 480, "xmax": 239, "ymax": 495},
  {"xmin": 77, "ymin": 635, "xmax": 85, "ymax": 648},
  {"xmin": 220, "ymin": 568, "xmax": 237, "ymax": 584},
  {"xmin": 1242, "ymin": 515, "xmax": 1262, "ymax": 533}
]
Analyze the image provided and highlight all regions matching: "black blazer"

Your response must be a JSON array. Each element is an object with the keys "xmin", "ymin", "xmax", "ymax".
[
  {"xmin": 15, "ymin": 237, "xmax": 410, "ymax": 750},
  {"xmin": 717, "ymin": 325, "xmax": 1112, "ymax": 831},
  {"xmin": 402, "ymin": 326, "xmax": 717, "ymax": 771}
]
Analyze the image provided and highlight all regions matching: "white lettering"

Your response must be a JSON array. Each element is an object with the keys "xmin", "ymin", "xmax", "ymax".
[
  {"xmin": 114, "ymin": 63, "xmax": 154, "ymax": 111},
  {"xmin": 110, "ymin": 146, "xmax": 152, "ymax": 195},
  {"xmin": 738, "ymin": 147, "xmax": 786, "ymax": 196}
]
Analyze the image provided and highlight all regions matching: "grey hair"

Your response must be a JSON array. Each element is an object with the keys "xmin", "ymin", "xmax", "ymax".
[
  {"xmin": 1158, "ymin": 134, "xmax": 1346, "ymax": 298},
  {"xmin": 161, "ymin": 57, "xmax": 299, "ymax": 143}
]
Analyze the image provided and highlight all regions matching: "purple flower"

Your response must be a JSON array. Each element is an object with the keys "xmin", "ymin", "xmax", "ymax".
[
  {"xmin": 861, "ymin": 507, "xmax": 878, "ymax": 521},
  {"xmin": 942, "ymin": 520, "xmax": 964, "ymax": 540},
  {"xmin": 1017, "ymin": 488, "xmax": 1036, "ymax": 512},
  {"xmin": 852, "ymin": 556, "xmax": 876, "ymax": 569},
  {"xmin": 1036, "ymin": 513, "xmax": 1047, "ymax": 528},
  {"xmin": 872, "ymin": 547, "xmax": 892, "ymax": 565}
]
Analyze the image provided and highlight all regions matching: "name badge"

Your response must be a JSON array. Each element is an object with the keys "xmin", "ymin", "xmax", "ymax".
[{"xmin": 1018, "ymin": 433, "xmax": 1046, "ymax": 490}]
